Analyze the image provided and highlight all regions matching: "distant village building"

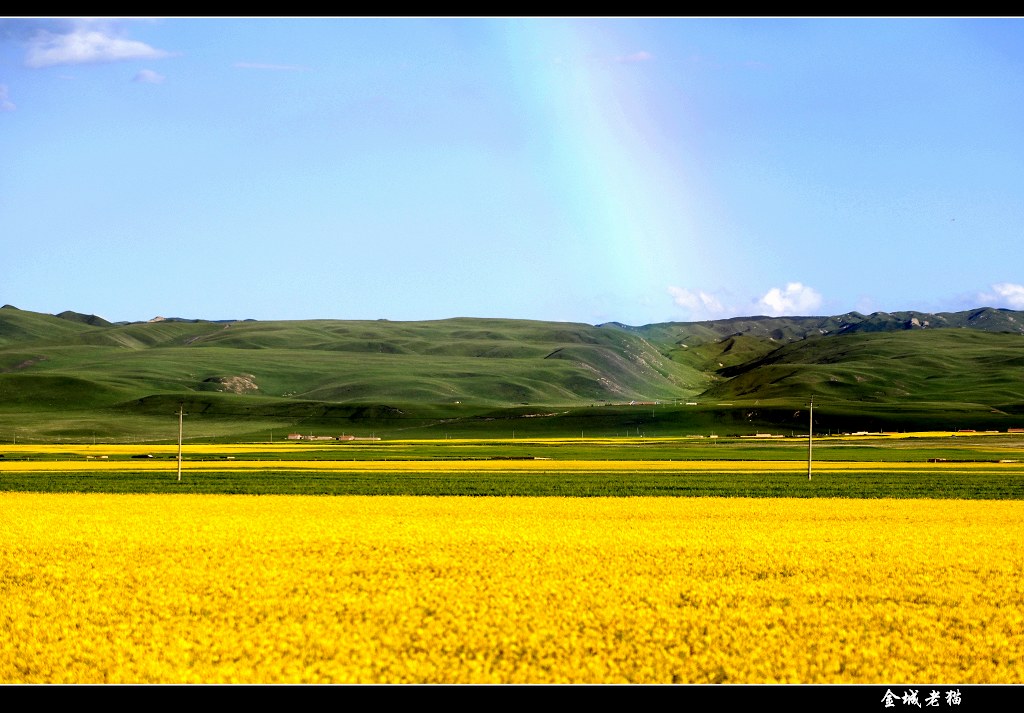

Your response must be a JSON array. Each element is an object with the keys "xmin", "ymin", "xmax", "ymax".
[{"xmin": 285, "ymin": 433, "xmax": 380, "ymax": 441}]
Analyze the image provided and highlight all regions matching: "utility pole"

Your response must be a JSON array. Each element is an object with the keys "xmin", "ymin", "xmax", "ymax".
[
  {"xmin": 807, "ymin": 396, "xmax": 813, "ymax": 481},
  {"xmin": 177, "ymin": 404, "xmax": 184, "ymax": 482}
]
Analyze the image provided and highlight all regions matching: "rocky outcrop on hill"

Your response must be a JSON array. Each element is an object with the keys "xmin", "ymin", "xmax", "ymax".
[{"xmin": 201, "ymin": 374, "xmax": 259, "ymax": 394}]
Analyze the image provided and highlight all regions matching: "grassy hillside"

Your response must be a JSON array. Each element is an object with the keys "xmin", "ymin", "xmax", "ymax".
[
  {"xmin": 2, "ymin": 305, "xmax": 1024, "ymax": 441},
  {"xmin": 0, "ymin": 306, "xmax": 98, "ymax": 346},
  {"xmin": 0, "ymin": 306, "xmax": 709, "ymax": 441},
  {"xmin": 707, "ymin": 329, "xmax": 1024, "ymax": 406}
]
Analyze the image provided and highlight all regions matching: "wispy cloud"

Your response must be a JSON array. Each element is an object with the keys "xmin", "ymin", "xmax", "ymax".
[
  {"xmin": 667, "ymin": 286, "xmax": 729, "ymax": 321},
  {"xmin": 0, "ymin": 84, "xmax": 14, "ymax": 112},
  {"xmin": 24, "ymin": 21, "xmax": 170, "ymax": 68},
  {"xmin": 233, "ymin": 61, "xmax": 308, "ymax": 71},
  {"xmin": 979, "ymin": 282, "xmax": 1024, "ymax": 310},
  {"xmin": 133, "ymin": 68, "xmax": 165, "ymax": 84},
  {"xmin": 758, "ymin": 282, "xmax": 823, "ymax": 316}
]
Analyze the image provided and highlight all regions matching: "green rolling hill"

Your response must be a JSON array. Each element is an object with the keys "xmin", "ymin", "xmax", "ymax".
[{"xmin": 1, "ymin": 304, "xmax": 1023, "ymax": 441}]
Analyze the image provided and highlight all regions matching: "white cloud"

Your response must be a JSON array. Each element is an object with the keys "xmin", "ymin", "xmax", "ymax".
[
  {"xmin": 133, "ymin": 68, "xmax": 165, "ymax": 84},
  {"xmin": 668, "ymin": 286, "xmax": 728, "ymax": 320},
  {"xmin": 25, "ymin": 23, "xmax": 169, "ymax": 68},
  {"xmin": 0, "ymin": 84, "xmax": 14, "ymax": 111},
  {"xmin": 980, "ymin": 282, "xmax": 1024, "ymax": 309},
  {"xmin": 758, "ymin": 282, "xmax": 823, "ymax": 316},
  {"xmin": 670, "ymin": 282, "xmax": 826, "ymax": 320}
]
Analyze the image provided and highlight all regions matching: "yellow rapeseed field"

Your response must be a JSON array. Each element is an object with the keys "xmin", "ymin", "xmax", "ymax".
[
  {"xmin": 1, "ymin": 493, "xmax": 1021, "ymax": 684},
  {"xmin": 5, "ymin": 457, "xmax": 1020, "ymax": 475}
]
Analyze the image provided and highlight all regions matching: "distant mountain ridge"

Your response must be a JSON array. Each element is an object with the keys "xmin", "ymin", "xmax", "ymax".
[
  {"xmin": 24, "ymin": 303, "xmax": 1024, "ymax": 335},
  {"xmin": 2, "ymin": 304, "xmax": 1023, "ymax": 438},
  {"xmin": 618, "ymin": 306, "xmax": 1024, "ymax": 342}
]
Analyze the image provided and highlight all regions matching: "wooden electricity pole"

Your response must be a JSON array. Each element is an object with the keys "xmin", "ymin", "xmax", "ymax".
[
  {"xmin": 177, "ymin": 404, "xmax": 184, "ymax": 482},
  {"xmin": 807, "ymin": 396, "xmax": 813, "ymax": 481}
]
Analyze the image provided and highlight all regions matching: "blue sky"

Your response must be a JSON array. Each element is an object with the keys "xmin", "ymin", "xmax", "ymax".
[{"xmin": 2, "ymin": 17, "xmax": 1023, "ymax": 325}]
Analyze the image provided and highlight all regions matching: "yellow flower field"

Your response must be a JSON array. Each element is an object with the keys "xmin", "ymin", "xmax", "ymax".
[
  {"xmin": 2, "ymin": 493, "xmax": 1022, "ymax": 684},
  {"xmin": 5, "ymin": 457, "xmax": 1022, "ymax": 475}
]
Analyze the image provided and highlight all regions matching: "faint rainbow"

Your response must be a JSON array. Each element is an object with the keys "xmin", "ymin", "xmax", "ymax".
[{"xmin": 497, "ymin": 20, "xmax": 705, "ymax": 314}]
